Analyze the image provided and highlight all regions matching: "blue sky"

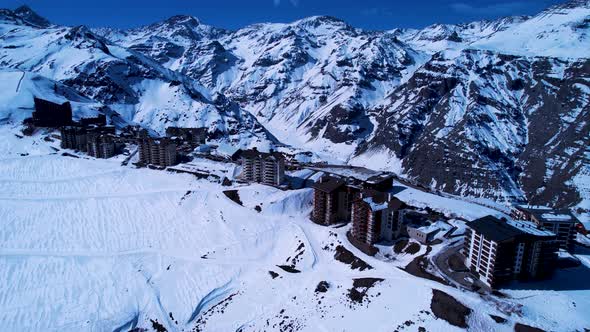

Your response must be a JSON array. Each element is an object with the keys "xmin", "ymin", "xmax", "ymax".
[{"xmin": 4, "ymin": 0, "xmax": 564, "ymax": 30}]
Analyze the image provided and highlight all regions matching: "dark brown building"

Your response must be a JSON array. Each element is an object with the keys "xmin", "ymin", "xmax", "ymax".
[
  {"xmin": 86, "ymin": 127, "xmax": 120, "ymax": 159},
  {"xmin": 80, "ymin": 114, "xmax": 107, "ymax": 127},
  {"xmin": 60, "ymin": 126, "xmax": 87, "ymax": 151},
  {"xmin": 349, "ymin": 190, "xmax": 407, "ymax": 255},
  {"xmin": 138, "ymin": 137, "xmax": 177, "ymax": 167},
  {"xmin": 165, "ymin": 127, "xmax": 207, "ymax": 145},
  {"xmin": 240, "ymin": 148, "xmax": 285, "ymax": 186},
  {"xmin": 464, "ymin": 216, "xmax": 558, "ymax": 288},
  {"xmin": 32, "ymin": 97, "xmax": 73, "ymax": 127},
  {"xmin": 310, "ymin": 175, "xmax": 357, "ymax": 225},
  {"xmin": 512, "ymin": 205, "xmax": 577, "ymax": 252}
]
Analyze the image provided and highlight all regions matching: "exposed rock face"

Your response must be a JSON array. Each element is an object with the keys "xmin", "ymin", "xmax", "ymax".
[{"xmin": 362, "ymin": 51, "xmax": 590, "ymax": 204}]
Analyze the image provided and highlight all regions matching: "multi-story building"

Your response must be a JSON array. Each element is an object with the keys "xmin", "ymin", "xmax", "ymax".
[
  {"xmin": 165, "ymin": 127, "xmax": 207, "ymax": 145},
  {"xmin": 80, "ymin": 114, "xmax": 107, "ymax": 127},
  {"xmin": 512, "ymin": 205, "xmax": 577, "ymax": 252},
  {"xmin": 310, "ymin": 175, "xmax": 357, "ymax": 225},
  {"xmin": 60, "ymin": 126, "xmax": 88, "ymax": 151},
  {"xmin": 31, "ymin": 97, "xmax": 73, "ymax": 127},
  {"xmin": 349, "ymin": 189, "xmax": 407, "ymax": 255},
  {"xmin": 464, "ymin": 216, "xmax": 558, "ymax": 288},
  {"xmin": 240, "ymin": 148, "xmax": 285, "ymax": 186},
  {"xmin": 138, "ymin": 137, "xmax": 177, "ymax": 167},
  {"xmin": 86, "ymin": 130, "xmax": 119, "ymax": 159}
]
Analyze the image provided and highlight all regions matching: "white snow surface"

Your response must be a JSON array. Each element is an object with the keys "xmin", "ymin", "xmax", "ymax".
[{"xmin": 1, "ymin": 126, "xmax": 589, "ymax": 331}]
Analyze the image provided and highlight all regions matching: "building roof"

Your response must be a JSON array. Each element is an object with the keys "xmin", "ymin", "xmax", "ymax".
[
  {"xmin": 515, "ymin": 205, "xmax": 577, "ymax": 224},
  {"xmin": 507, "ymin": 220, "xmax": 555, "ymax": 237},
  {"xmin": 360, "ymin": 189, "xmax": 405, "ymax": 212},
  {"xmin": 306, "ymin": 165, "xmax": 392, "ymax": 182},
  {"xmin": 311, "ymin": 175, "xmax": 346, "ymax": 193},
  {"xmin": 468, "ymin": 216, "xmax": 526, "ymax": 242},
  {"xmin": 241, "ymin": 148, "xmax": 283, "ymax": 160},
  {"xmin": 469, "ymin": 216, "xmax": 556, "ymax": 242}
]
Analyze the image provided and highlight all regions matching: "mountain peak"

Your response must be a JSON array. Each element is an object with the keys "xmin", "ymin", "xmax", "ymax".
[
  {"xmin": 12, "ymin": 5, "xmax": 51, "ymax": 28},
  {"xmin": 162, "ymin": 14, "xmax": 201, "ymax": 27},
  {"xmin": 292, "ymin": 15, "xmax": 353, "ymax": 31}
]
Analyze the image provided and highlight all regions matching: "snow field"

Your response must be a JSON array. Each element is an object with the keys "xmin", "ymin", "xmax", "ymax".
[{"xmin": 0, "ymin": 127, "xmax": 589, "ymax": 331}]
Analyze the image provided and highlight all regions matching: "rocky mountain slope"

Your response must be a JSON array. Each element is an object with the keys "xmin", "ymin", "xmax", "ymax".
[
  {"xmin": 0, "ymin": 7, "xmax": 277, "ymax": 148},
  {"xmin": 1, "ymin": 2, "xmax": 588, "ymax": 211},
  {"xmin": 93, "ymin": 0, "xmax": 589, "ymax": 210}
]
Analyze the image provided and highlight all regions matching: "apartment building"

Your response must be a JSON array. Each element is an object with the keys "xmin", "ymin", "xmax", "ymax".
[
  {"xmin": 165, "ymin": 127, "xmax": 207, "ymax": 145},
  {"xmin": 512, "ymin": 205, "xmax": 577, "ymax": 252},
  {"xmin": 60, "ymin": 126, "xmax": 88, "ymax": 151},
  {"xmin": 464, "ymin": 216, "xmax": 558, "ymax": 288},
  {"xmin": 349, "ymin": 189, "xmax": 407, "ymax": 255},
  {"xmin": 31, "ymin": 97, "xmax": 73, "ymax": 127},
  {"xmin": 310, "ymin": 175, "xmax": 356, "ymax": 225},
  {"xmin": 138, "ymin": 137, "xmax": 177, "ymax": 167},
  {"xmin": 240, "ymin": 148, "xmax": 285, "ymax": 186},
  {"xmin": 86, "ymin": 128, "xmax": 119, "ymax": 159}
]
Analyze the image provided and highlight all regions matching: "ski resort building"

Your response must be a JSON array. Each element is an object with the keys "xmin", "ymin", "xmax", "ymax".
[
  {"xmin": 240, "ymin": 148, "xmax": 285, "ymax": 186},
  {"xmin": 349, "ymin": 190, "xmax": 407, "ymax": 255},
  {"xmin": 464, "ymin": 216, "xmax": 558, "ymax": 288},
  {"xmin": 138, "ymin": 137, "xmax": 177, "ymax": 167},
  {"xmin": 31, "ymin": 97, "xmax": 73, "ymax": 127},
  {"xmin": 407, "ymin": 224, "xmax": 440, "ymax": 244},
  {"xmin": 61, "ymin": 124, "xmax": 121, "ymax": 159},
  {"xmin": 86, "ymin": 127, "xmax": 120, "ymax": 159},
  {"xmin": 310, "ymin": 175, "xmax": 357, "ymax": 225},
  {"xmin": 512, "ymin": 206, "xmax": 577, "ymax": 252},
  {"xmin": 60, "ymin": 126, "xmax": 88, "ymax": 151},
  {"xmin": 80, "ymin": 114, "xmax": 107, "ymax": 127},
  {"xmin": 165, "ymin": 127, "xmax": 207, "ymax": 145}
]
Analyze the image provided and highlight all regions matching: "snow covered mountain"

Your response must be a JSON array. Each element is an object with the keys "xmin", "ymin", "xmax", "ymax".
[
  {"xmin": 1, "ymin": 1, "xmax": 589, "ymax": 209},
  {"xmin": 1, "ymin": 3, "xmax": 590, "ymax": 332},
  {"xmin": 90, "ymin": 0, "xmax": 589, "ymax": 210},
  {"xmin": 0, "ymin": 9, "xmax": 277, "ymax": 148}
]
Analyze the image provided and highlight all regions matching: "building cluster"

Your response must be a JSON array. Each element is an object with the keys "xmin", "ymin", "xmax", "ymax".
[
  {"xmin": 309, "ymin": 170, "xmax": 442, "ymax": 255},
  {"xmin": 61, "ymin": 124, "xmax": 123, "ymax": 159},
  {"xmin": 136, "ymin": 127, "xmax": 207, "ymax": 167},
  {"xmin": 463, "ymin": 216, "xmax": 558, "ymax": 288},
  {"xmin": 27, "ymin": 97, "xmax": 210, "ymax": 164},
  {"xmin": 238, "ymin": 148, "xmax": 285, "ymax": 186},
  {"xmin": 25, "ymin": 96, "xmax": 126, "ymax": 160}
]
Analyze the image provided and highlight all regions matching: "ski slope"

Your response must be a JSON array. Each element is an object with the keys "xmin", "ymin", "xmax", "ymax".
[{"xmin": 0, "ymin": 126, "xmax": 589, "ymax": 331}]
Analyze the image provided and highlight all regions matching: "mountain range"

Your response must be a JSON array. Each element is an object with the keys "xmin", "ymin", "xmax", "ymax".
[{"xmin": 1, "ymin": 1, "xmax": 588, "ymax": 214}]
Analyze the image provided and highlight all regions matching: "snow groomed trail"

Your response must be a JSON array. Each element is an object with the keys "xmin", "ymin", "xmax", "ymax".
[{"xmin": 0, "ymin": 128, "xmax": 589, "ymax": 332}]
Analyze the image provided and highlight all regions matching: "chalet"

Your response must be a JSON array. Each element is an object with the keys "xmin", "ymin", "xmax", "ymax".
[
  {"xmin": 464, "ymin": 216, "xmax": 558, "ymax": 288},
  {"xmin": 512, "ymin": 205, "xmax": 577, "ymax": 252},
  {"xmin": 240, "ymin": 148, "xmax": 285, "ymax": 186},
  {"xmin": 32, "ymin": 97, "xmax": 72, "ymax": 127}
]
